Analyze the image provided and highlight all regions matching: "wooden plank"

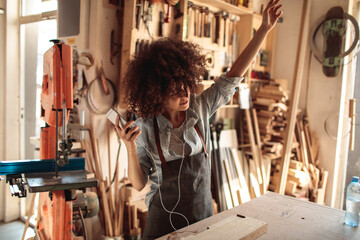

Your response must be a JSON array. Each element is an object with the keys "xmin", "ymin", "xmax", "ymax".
[
  {"xmin": 276, "ymin": 0, "xmax": 312, "ymax": 194},
  {"xmin": 349, "ymin": 99, "xmax": 356, "ymax": 151},
  {"xmin": 289, "ymin": 159, "xmax": 303, "ymax": 170},
  {"xmin": 262, "ymin": 156, "xmax": 271, "ymax": 191},
  {"xmin": 304, "ymin": 123, "xmax": 314, "ymax": 164},
  {"xmin": 21, "ymin": 193, "xmax": 36, "ymax": 240},
  {"xmin": 302, "ymin": 165, "xmax": 314, "ymax": 189},
  {"xmin": 252, "ymin": 108, "xmax": 266, "ymax": 193},
  {"xmin": 315, "ymin": 188, "xmax": 326, "ymax": 205},
  {"xmin": 118, "ymin": 181, "xmax": 126, "ymax": 234},
  {"xmin": 224, "ymin": 159, "xmax": 240, "ymax": 206},
  {"xmin": 319, "ymin": 170, "xmax": 329, "ymax": 189},
  {"xmin": 219, "ymin": 149, "xmax": 233, "ymax": 209},
  {"xmin": 184, "ymin": 215, "xmax": 267, "ymax": 240},
  {"xmin": 231, "ymin": 149, "xmax": 251, "ymax": 203},
  {"xmin": 285, "ymin": 181, "xmax": 297, "ymax": 195},
  {"xmin": 100, "ymin": 180, "xmax": 113, "ymax": 236},
  {"xmin": 82, "ymin": 140, "xmax": 96, "ymax": 174},
  {"xmin": 107, "ymin": 129, "xmax": 115, "ymax": 230},
  {"xmin": 249, "ymin": 160, "xmax": 261, "ymax": 198},
  {"xmin": 245, "ymin": 109, "xmax": 263, "ymax": 185},
  {"xmin": 294, "ymin": 122, "xmax": 304, "ymax": 164}
]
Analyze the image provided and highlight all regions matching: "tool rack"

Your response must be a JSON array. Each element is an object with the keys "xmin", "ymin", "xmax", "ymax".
[{"xmin": 118, "ymin": 0, "xmax": 277, "ymax": 109}]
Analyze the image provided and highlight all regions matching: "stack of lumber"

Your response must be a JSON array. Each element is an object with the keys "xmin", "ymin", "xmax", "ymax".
[
  {"xmin": 237, "ymin": 82, "xmax": 288, "ymax": 199},
  {"xmin": 252, "ymin": 83, "xmax": 288, "ymax": 145},
  {"xmin": 241, "ymin": 82, "xmax": 328, "ymax": 204},
  {"xmin": 268, "ymin": 117, "xmax": 328, "ymax": 204}
]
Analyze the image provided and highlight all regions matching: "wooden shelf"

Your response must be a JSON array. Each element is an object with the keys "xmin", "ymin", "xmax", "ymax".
[{"xmin": 193, "ymin": 0, "xmax": 253, "ymax": 15}]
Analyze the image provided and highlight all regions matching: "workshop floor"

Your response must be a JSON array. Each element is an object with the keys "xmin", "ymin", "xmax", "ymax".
[{"xmin": 0, "ymin": 220, "xmax": 35, "ymax": 239}]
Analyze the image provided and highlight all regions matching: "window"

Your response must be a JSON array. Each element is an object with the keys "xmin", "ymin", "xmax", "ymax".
[
  {"xmin": 20, "ymin": 0, "xmax": 57, "ymax": 160},
  {"xmin": 19, "ymin": 0, "xmax": 58, "ymax": 226}
]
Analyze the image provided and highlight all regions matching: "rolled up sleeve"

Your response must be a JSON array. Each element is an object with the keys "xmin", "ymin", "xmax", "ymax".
[
  {"xmin": 195, "ymin": 74, "xmax": 243, "ymax": 116},
  {"xmin": 136, "ymin": 144, "xmax": 154, "ymax": 178}
]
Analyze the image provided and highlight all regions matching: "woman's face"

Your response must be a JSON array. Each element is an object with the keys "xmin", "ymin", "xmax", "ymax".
[{"xmin": 164, "ymin": 88, "xmax": 190, "ymax": 113}]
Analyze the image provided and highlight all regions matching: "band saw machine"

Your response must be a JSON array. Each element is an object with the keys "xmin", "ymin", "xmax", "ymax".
[{"xmin": 0, "ymin": 40, "xmax": 98, "ymax": 240}]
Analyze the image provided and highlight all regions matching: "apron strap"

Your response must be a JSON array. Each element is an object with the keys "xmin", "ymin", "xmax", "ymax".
[
  {"xmin": 153, "ymin": 117, "xmax": 208, "ymax": 168},
  {"xmin": 194, "ymin": 124, "xmax": 209, "ymax": 157},
  {"xmin": 154, "ymin": 117, "xmax": 167, "ymax": 168}
]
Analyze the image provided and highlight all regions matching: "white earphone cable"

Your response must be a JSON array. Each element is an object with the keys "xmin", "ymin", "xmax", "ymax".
[{"xmin": 134, "ymin": 113, "xmax": 190, "ymax": 232}]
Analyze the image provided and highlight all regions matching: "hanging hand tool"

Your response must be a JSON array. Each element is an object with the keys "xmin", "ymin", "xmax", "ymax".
[
  {"xmin": 159, "ymin": 11, "xmax": 165, "ymax": 36},
  {"xmin": 222, "ymin": 11, "xmax": 229, "ymax": 47},
  {"xmin": 99, "ymin": 61, "xmax": 110, "ymax": 95},
  {"xmin": 185, "ymin": 1, "xmax": 194, "ymax": 39},
  {"xmin": 164, "ymin": 0, "xmax": 179, "ymax": 23},
  {"xmin": 206, "ymin": 8, "xmax": 211, "ymax": 38},
  {"xmin": 165, "ymin": 0, "xmax": 172, "ymax": 23},
  {"xmin": 214, "ymin": 12, "xmax": 221, "ymax": 44},
  {"xmin": 192, "ymin": 4, "xmax": 199, "ymax": 37},
  {"xmin": 199, "ymin": 6, "xmax": 205, "ymax": 37},
  {"xmin": 136, "ymin": 0, "xmax": 142, "ymax": 29},
  {"xmin": 202, "ymin": 7, "xmax": 210, "ymax": 38},
  {"xmin": 173, "ymin": 2, "xmax": 183, "ymax": 19},
  {"xmin": 142, "ymin": 0, "xmax": 153, "ymax": 37}
]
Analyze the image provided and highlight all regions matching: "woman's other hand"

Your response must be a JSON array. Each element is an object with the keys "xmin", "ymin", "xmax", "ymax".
[{"xmin": 114, "ymin": 116, "xmax": 141, "ymax": 147}]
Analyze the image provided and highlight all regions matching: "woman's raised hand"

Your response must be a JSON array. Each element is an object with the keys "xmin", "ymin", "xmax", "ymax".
[{"xmin": 261, "ymin": 0, "xmax": 283, "ymax": 32}]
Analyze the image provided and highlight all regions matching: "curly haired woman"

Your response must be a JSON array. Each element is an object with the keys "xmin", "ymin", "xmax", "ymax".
[{"xmin": 114, "ymin": 1, "xmax": 282, "ymax": 239}]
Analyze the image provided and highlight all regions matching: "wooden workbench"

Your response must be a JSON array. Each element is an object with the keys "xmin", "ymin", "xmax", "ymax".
[{"xmin": 160, "ymin": 192, "xmax": 360, "ymax": 240}]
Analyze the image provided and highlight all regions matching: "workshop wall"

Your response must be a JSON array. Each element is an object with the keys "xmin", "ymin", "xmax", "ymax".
[
  {"xmin": 85, "ymin": 0, "xmax": 353, "ymax": 210},
  {"xmin": 272, "ymin": 0, "xmax": 350, "ymax": 207},
  {"xmin": 61, "ymin": 0, "xmax": 126, "ymax": 186},
  {"xmin": 85, "ymin": 0, "xmax": 126, "ymax": 184},
  {"xmin": 1, "ymin": 0, "xmax": 21, "ymax": 222},
  {"xmin": 77, "ymin": 1, "xmax": 125, "ymax": 238},
  {"xmin": 0, "ymin": 0, "xmax": 4, "ymax": 222}
]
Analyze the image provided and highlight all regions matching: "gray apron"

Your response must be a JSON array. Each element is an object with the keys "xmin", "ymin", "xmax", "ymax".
[{"xmin": 142, "ymin": 119, "xmax": 213, "ymax": 240}]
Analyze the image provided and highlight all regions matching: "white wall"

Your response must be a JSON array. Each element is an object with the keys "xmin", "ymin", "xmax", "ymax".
[
  {"xmin": 2, "ymin": 0, "xmax": 21, "ymax": 221},
  {"xmin": 81, "ymin": 1, "xmax": 125, "ymax": 238},
  {"xmin": 85, "ymin": 0, "xmax": 126, "ymax": 181},
  {"xmin": 0, "ymin": 0, "xmax": 5, "ymax": 222},
  {"xmin": 273, "ymin": 0, "xmax": 349, "ymax": 207}
]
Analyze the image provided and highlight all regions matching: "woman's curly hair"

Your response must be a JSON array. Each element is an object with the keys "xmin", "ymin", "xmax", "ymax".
[{"xmin": 123, "ymin": 38, "xmax": 206, "ymax": 118}]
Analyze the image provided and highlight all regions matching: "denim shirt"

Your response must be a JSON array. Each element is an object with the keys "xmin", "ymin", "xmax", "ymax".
[{"xmin": 134, "ymin": 74, "xmax": 243, "ymax": 209}]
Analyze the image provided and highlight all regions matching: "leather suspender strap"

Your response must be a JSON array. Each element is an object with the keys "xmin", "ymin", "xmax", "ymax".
[
  {"xmin": 154, "ymin": 117, "xmax": 209, "ymax": 168},
  {"xmin": 154, "ymin": 118, "xmax": 167, "ymax": 167},
  {"xmin": 194, "ymin": 124, "xmax": 209, "ymax": 157}
]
